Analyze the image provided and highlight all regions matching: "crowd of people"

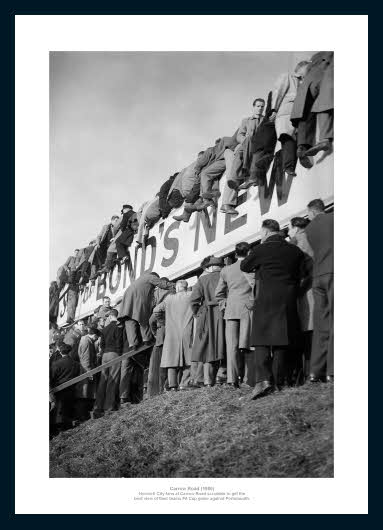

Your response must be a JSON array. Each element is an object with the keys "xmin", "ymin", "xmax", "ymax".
[
  {"xmin": 49, "ymin": 51, "xmax": 333, "ymax": 325},
  {"xmin": 49, "ymin": 51, "xmax": 334, "ymax": 436}
]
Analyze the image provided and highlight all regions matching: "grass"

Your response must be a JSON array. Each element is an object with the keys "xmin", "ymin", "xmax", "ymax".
[{"xmin": 49, "ymin": 383, "xmax": 333, "ymax": 478}]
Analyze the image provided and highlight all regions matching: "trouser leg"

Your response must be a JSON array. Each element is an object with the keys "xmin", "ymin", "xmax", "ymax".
[
  {"xmin": 217, "ymin": 362, "xmax": 227, "ymax": 382},
  {"xmin": 168, "ymin": 368, "xmax": 178, "ymax": 388},
  {"xmin": 103, "ymin": 352, "xmax": 121, "ymax": 411},
  {"xmin": 228, "ymin": 146, "xmax": 244, "ymax": 183},
  {"xmin": 179, "ymin": 366, "xmax": 191, "ymax": 387},
  {"xmin": 116, "ymin": 239, "xmax": 128, "ymax": 259},
  {"xmin": 104, "ymin": 252, "xmax": 115, "ymax": 271},
  {"xmin": 119, "ymin": 357, "xmax": 135, "ymax": 400},
  {"xmin": 147, "ymin": 345, "xmax": 162, "ymax": 397},
  {"xmin": 124, "ymin": 319, "xmax": 140, "ymax": 348},
  {"xmin": 225, "ymin": 320, "xmax": 240, "ymax": 384},
  {"xmin": 297, "ymin": 112, "xmax": 317, "ymax": 148},
  {"xmin": 203, "ymin": 362, "xmax": 219, "ymax": 385},
  {"xmin": 242, "ymin": 350, "xmax": 256, "ymax": 387},
  {"xmin": 310, "ymin": 275, "xmax": 331, "ymax": 378},
  {"xmin": 139, "ymin": 322, "xmax": 153, "ymax": 343},
  {"xmin": 222, "ymin": 181, "xmax": 238, "ymax": 207},
  {"xmin": 200, "ymin": 160, "xmax": 226, "ymax": 198},
  {"xmin": 326, "ymin": 274, "xmax": 334, "ymax": 377},
  {"xmin": 280, "ymin": 134, "xmax": 297, "ymax": 172},
  {"xmin": 254, "ymin": 346, "xmax": 272, "ymax": 383},
  {"xmin": 302, "ymin": 330, "xmax": 313, "ymax": 378},
  {"xmin": 191, "ymin": 361, "xmax": 204, "ymax": 384},
  {"xmin": 66, "ymin": 288, "xmax": 78, "ymax": 322},
  {"xmin": 130, "ymin": 362, "xmax": 144, "ymax": 403},
  {"xmin": 317, "ymin": 110, "xmax": 334, "ymax": 141},
  {"xmin": 272, "ymin": 347, "xmax": 289, "ymax": 387},
  {"xmin": 184, "ymin": 177, "xmax": 202, "ymax": 205},
  {"xmin": 94, "ymin": 365, "xmax": 108, "ymax": 412}
]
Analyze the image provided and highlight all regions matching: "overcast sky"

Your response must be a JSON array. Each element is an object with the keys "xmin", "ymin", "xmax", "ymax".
[{"xmin": 50, "ymin": 51, "xmax": 311, "ymax": 281}]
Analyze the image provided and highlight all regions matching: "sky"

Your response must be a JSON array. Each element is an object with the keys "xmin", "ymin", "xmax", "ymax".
[{"xmin": 50, "ymin": 51, "xmax": 311, "ymax": 281}]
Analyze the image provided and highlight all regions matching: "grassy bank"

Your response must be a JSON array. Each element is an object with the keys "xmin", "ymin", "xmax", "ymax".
[{"xmin": 50, "ymin": 383, "xmax": 333, "ymax": 478}]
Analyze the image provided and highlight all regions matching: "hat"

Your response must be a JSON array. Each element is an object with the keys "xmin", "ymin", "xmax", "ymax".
[
  {"xmin": 121, "ymin": 204, "xmax": 132, "ymax": 213},
  {"xmin": 203, "ymin": 256, "xmax": 224, "ymax": 269}
]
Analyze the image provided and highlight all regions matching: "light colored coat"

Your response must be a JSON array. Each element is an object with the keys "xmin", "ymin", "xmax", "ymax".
[
  {"xmin": 190, "ymin": 270, "xmax": 225, "ymax": 363},
  {"xmin": 168, "ymin": 161, "xmax": 199, "ymax": 199},
  {"xmin": 155, "ymin": 291, "xmax": 194, "ymax": 368},
  {"xmin": 215, "ymin": 260, "xmax": 255, "ymax": 319},
  {"xmin": 136, "ymin": 200, "xmax": 152, "ymax": 244},
  {"xmin": 236, "ymin": 116, "xmax": 263, "ymax": 144},
  {"xmin": 271, "ymin": 72, "xmax": 301, "ymax": 139},
  {"xmin": 76, "ymin": 335, "xmax": 97, "ymax": 399}
]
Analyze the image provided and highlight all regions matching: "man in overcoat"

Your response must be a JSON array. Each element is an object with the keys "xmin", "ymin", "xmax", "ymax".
[
  {"xmin": 215, "ymin": 242, "xmax": 257, "ymax": 388},
  {"xmin": 76, "ymin": 327, "xmax": 99, "ymax": 419},
  {"xmin": 147, "ymin": 280, "xmax": 173, "ymax": 396},
  {"xmin": 190, "ymin": 256, "xmax": 226, "ymax": 386},
  {"xmin": 240, "ymin": 220, "xmax": 306, "ymax": 399},
  {"xmin": 154, "ymin": 280, "xmax": 194, "ymax": 390},
  {"xmin": 50, "ymin": 342, "xmax": 80, "ymax": 435},
  {"xmin": 118, "ymin": 272, "xmax": 174, "ymax": 402},
  {"xmin": 304, "ymin": 199, "xmax": 334, "ymax": 382}
]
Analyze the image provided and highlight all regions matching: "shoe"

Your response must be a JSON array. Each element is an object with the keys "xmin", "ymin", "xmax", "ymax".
[
  {"xmin": 250, "ymin": 380, "xmax": 274, "ymax": 400},
  {"xmin": 190, "ymin": 381, "xmax": 204, "ymax": 388},
  {"xmin": 305, "ymin": 139, "xmax": 332, "ymax": 157},
  {"xmin": 238, "ymin": 179, "xmax": 258, "ymax": 190},
  {"xmin": 220, "ymin": 205, "xmax": 239, "ymax": 215},
  {"xmin": 297, "ymin": 146, "xmax": 314, "ymax": 169},
  {"xmin": 173, "ymin": 211, "xmax": 192, "ymax": 222},
  {"xmin": 309, "ymin": 375, "xmax": 325, "ymax": 383},
  {"xmin": 226, "ymin": 180, "xmax": 239, "ymax": 190},
  {"xmin": 224, "ymin": 382, "xmax": 239, "ymax": 389},
  {"xmin": 169, "ymin": 387, "xmax": 178, "ymax": 392},
  {"xmin": 204, "ymin": 384, "xmax": 213, "ymax": 388},
  {"xmin": 90, "ymin": 410, "xmax": 104, "ymax": 420},
  {"xmin": 240, "ymin": 382, "xmax": 252, "ymax": 389},
  {"xmin": 196, "ymin": 199, "xmax": 216, "ymax": 211},
  {"xmin": 326, "ymin": 375, "xmax": 334, "ymax": 383}
]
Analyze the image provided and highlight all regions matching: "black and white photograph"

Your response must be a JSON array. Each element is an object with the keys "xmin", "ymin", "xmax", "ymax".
[
  {"xmin": 14, "ymin": 14, "xmax": 368, "ymax": 515},
  {"xmin": 48, "ymin": 49, "xmax": 334, "ymax": 478}
]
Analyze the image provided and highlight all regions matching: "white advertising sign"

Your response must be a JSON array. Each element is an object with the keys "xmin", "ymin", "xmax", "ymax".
[{"xmin": 57, "ymin": 150, "xmax": 333, "ymax": 326}]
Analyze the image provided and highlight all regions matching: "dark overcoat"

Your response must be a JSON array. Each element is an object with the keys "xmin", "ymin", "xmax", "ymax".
[
  {"xmin": 290, "ymin": 51, "xmax": 334, "ymax": 124},
  {"xmin": 190, "ymin": 271, "xmax": 226, "ymax": 363},
  {"xmin": 240, "ymin": 235, "xmax": 304, "ymax": 346}
]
